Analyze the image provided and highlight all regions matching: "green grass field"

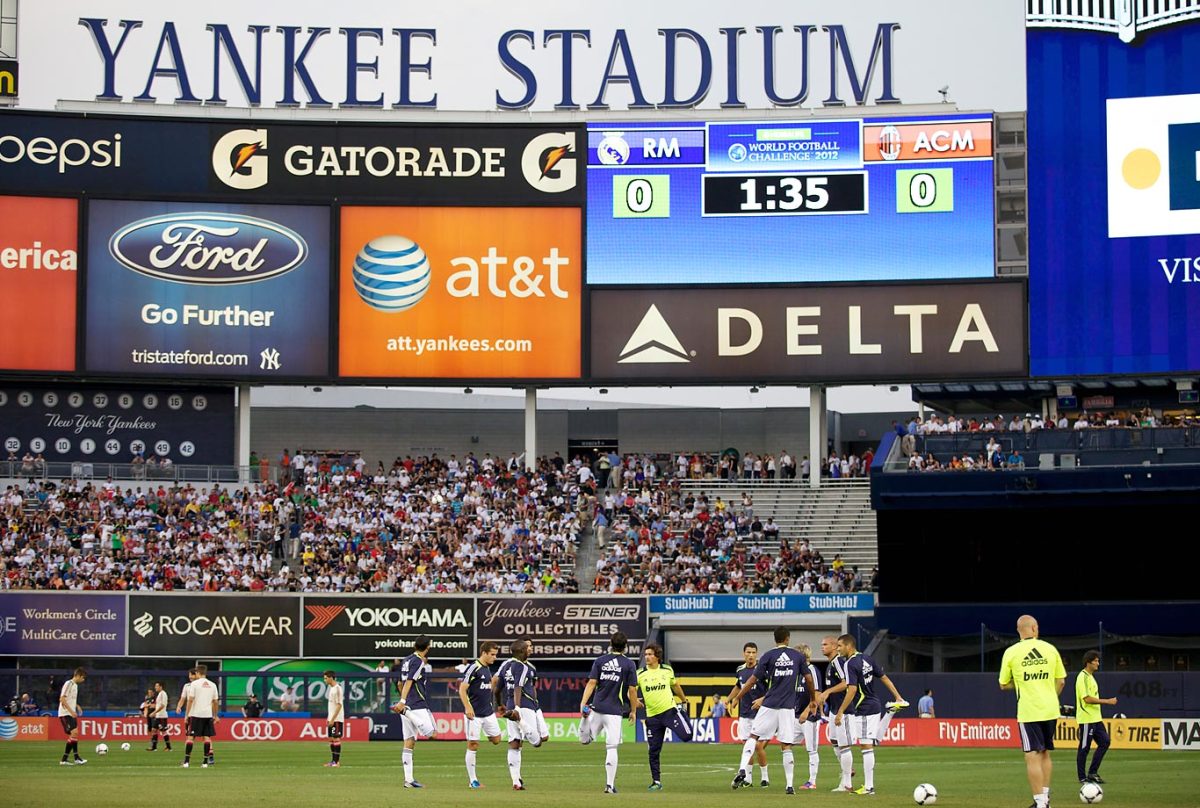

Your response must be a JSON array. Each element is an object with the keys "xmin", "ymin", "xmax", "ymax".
[{"xmin": 1, "ymin": 741, "xmax": 1197, "ymax": 807}]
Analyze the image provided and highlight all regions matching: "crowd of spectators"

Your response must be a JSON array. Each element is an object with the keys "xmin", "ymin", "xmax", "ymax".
[
  {"xmin": 897, "ymin": 408, "xmax": 1196, "ymax": 437},
  {"xmin": 1, "ymin": 451, "xmax": 584, "ymax": 593}
]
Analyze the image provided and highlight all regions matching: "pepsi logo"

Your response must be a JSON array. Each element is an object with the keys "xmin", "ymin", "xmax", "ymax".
[{"xmin": 352, "ymin": 236, "xmax": 432, "ymax": 313}]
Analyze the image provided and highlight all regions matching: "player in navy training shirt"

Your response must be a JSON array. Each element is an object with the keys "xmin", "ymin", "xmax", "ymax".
[
  {"xmin": 831, "ymin": 633, "xmax": 906, "ymax": 796},
  {"xmin": 729, "ymin": 627, "xmax": 816, "ymax": 794},
  {"xmin": 393, "ymin": 635, "xmax": 436, "ymax": 788},
  {"xmin": 579, "ymin": 631, "xmax": 642, "ymax": 794},
  {"xmin": 725, "ymin": 642, "xmax": 769, "ymax": 786},
  {"xmin": 817, "ymin": 634, "xmax": 855, "ymax": 792},
  {"xmin": 793, "ymin": 643, "xmax": 824, "ymax": 789},
  {"xmin": 458, "ymin": 641, "xmax": 501, "ymax": 788},
  {"xmin": 494, "ymin": 640, "xmax": 548, "ymax": 790}
]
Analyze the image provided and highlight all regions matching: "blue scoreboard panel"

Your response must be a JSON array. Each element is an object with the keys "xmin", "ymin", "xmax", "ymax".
[{"xmin": 586, "ymin": 114, "xmax": 995, "ymax": 284}]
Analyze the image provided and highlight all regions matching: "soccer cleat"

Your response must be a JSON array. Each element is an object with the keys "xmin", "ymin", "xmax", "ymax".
[
  {"xmin": 786, "ymin": 786, "xmax": 796, "ymax": 795},
  {"xmin": 604, "ymin": 785, "xmax": 618, "ymax": 794},
  {"xmin": 202, "ymin": 763, "xmax": 208, "ymax": 768},
  {"xmin": 323, "ymin": 762, "xmax": 339, "ymax": 768},
  {"xmin": 761, "ymin": 780, "xmax": 770, "ymax": 788},
  {"xmin": 833, "ymin": 785, "xmax": 854, "ymax": 792},
  {"xmin": 180, "ymin": 762, "xmax": 189, "ymax": 768},
  {"xmin": 1088, "ymin": 775, "xmax": 1106, "ymax": 784},
  {"xmin": 648, "ymin": 782, "xmax": 663, "ymax": 791},
  {"xmin": 731, "ymin": 769, "xmax": 748, "ymax": 789},
  {"xmin": 513, "ymin": 784, "xmax": 526, "ymax": 791},
  {"xmin": 403, "ymin": 781, "xmax": 424, "ymax": 789},
  {"xmin": 885, "ymin": 700, "xmax": 909, "ymax": 714},
  {"xmin": 146, "ymin": 747, "xmax": 156, "ymax": 751},
  {"xmin": 801, "ymin": 782, "xmax": 817, "ymax": 790},
  {"xmin": 60, "ymin": 761, "xmax": 72, "ymax": 766},
  {"xmin": 73, "ymin": 759, "xmax": 87, "ymax": 765},
  {"xmin": 469, "ymin": 780, "xmax": 482, "ymax": 789},
  {"xmin": 853, "ymin": 786, "xmax": 875, "ymax": 795}
]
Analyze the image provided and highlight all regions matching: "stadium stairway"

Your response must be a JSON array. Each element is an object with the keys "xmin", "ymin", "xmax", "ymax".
[{"xmin": 677, "ymin": 478, "xmax": 878, "ymax": 570}]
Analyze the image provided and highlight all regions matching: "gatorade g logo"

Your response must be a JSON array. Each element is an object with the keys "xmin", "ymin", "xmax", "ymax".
[
  {"xmin": 213, "ymin": 129, "xmax": 269, "ymax": 190},
  {"xmin": 522, "ymin": 132, "xmax": 577, "ymax": 193}
]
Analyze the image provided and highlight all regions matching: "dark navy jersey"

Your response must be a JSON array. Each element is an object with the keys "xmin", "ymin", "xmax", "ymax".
[
  {"xmin": 795, "ymin": 661, "xmax": 822, "ymax": 720},
  {"xmin": 497, "ymin": 658, "xmax": 540, "ymax": 710},
  {"xmin": 462, "ymin": 660, "xmax": 496, "ymax": 717},
  {"xmin": 587, "ymin": 652, "xmax": 638, "ymax": 715},
  {"xmin": 823, "ymin": 656, "xmax": 848, "ymax": 714},
  {"xmin": 844, "ymin": 652, "xmax": 886, "ymax": 716},
  {"xmin": 752, "ymin": 646, "xmax": 807, "ymax": 710},
  {"xmin": 736, "ymin": 664, "xmax": 765, "ymax": 719},
  {"xmin": 397, "ymin": 653, "xmax": 432, "ymax": 711}
]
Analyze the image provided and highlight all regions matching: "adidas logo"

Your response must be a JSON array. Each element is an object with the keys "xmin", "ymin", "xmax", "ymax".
[
  {"xmin": 618, "ymin": 304, "xmax": 691, "ymax": 364},
  {"xmin": 602, "ymin": 658, "xmax": 623, "ymax": 671},
  {"xmin": 1021, "ymin": 647, "xmax": 1048, "ymax": 667}
]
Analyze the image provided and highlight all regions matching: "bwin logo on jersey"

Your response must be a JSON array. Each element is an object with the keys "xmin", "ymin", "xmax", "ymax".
[{"xmin": 1106, "ymin": 93, "xmax": 1200, "ymax": 238}]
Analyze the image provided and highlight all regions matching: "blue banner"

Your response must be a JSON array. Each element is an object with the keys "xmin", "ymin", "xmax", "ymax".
[
  {"xmin": 649, "ymin": 593, "xmax": 873, "ymax": 614},
  {"xmin": 707, "ymin": 119, "xmax": 863, "ymax": 172}
]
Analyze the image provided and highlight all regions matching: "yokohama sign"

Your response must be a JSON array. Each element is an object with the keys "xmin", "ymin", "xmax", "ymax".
[{"xmin": 302, "ymin": 596, "xmax": 474, "ymax": 658}]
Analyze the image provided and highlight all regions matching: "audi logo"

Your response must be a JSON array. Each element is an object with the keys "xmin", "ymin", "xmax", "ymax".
[{"xmin": 230, "ymin": 720, "xmax": 284, "ymax": 741}]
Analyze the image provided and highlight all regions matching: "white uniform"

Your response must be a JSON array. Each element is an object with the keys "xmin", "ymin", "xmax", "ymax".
[
  {"xmin": 154, "ymin": 691, "xmax": 168, "ymax": 718},
  {"xmin": 326, "ymin": 683, "xmax": 344, "ymax": 722},
  {"xmin": 58, "ymin": 680, "xmax": 78, "ymax": 717},
  {"xmin": 750, "ymin": 707, "xmax": 797, "ymax": 744},
  {"xmin": 507, "ymin": 706, "xmax": 550, "ymax": 745},
  {"xmin": 180, "ymin": 682, "xmax": 193, "ymax": 716},
  {"xmin": 188, "ymin": 677, "xmax": 219, "ymax": 719},
  {"xmin": 467, "ymin": 714, "xmax": 503, "ymax": 741}
]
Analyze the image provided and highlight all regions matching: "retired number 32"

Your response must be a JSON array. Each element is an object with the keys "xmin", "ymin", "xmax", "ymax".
[{"xmin": 702, "ymin": 172, "xmax": 867, "ymax": 216}]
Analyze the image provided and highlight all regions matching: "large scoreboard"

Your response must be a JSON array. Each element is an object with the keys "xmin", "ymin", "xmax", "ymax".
[{"xmin": 586, "ymin": 113, "xmax": 995, "ymax": 285}]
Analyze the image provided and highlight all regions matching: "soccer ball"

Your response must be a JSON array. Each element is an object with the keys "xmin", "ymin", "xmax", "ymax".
[
  {"xmin": 120, "ymin": 742, "xmax": 131, "ymax": 752},
  {"xmin": 913, "ymin": 783, "xmax": 938, "ymax": 805},
  {"xmin": 1080, "ymin": 781, "xmax": 1104, "ymax": 803},
  {"xmin": 95, "ymin": 743, "xmax": 109, "ymax": 755}
]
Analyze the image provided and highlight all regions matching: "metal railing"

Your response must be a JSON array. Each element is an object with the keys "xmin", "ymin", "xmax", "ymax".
[{"xmin": 1, "ymin": 461, "xmax": 278, "ymax": 485}]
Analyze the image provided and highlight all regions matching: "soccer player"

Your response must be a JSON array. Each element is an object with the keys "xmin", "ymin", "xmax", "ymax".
[
  {"xmin": 141, "ymin": 688, "xmax": 155, "ymax": 740},
  {"xmin": 459, "ymin": 641, "xmax": 502, "ymax": 788},
  {"xmin": 394, "ymin": 635, "xmax": 438, "ymax": 788},
  {"xmin": 495, "ymin": 640, "xmax": 549, "ymax": 790},
  {"xmin": 725, "ymin": 642, "xmax": 769, "ymax": 787},
  {"xmin": 817, "ymin": 634, "xmax": 854, "ymax": 792},
  {"xmin": 579, "ymin": 630, "xmax": 642, "ymax": 794},
  {"xmin": 637, "ymin": 643, "xmax": 693, "ymax": 791},
  {"xmin": 148, "ymin": 682, "xmax": 172, "ymax": 751},
  {"xmin": 831, "ymin": 633, "xmax": 906, "ymax": 796},
  {"xmin": 182, "ymin": 666, "xmax": 220, "ymax": 768},
  {"xmin": 324, "ymin": 671, "xmax": 344, "ymax": 768},
  {"xmin": 1075, "ymin": 650, "xmax": 1117, "ymax": 785},
  {"xmin": 729, "ymin": 627, "xmax": 814, "ymax": 795},
  {"xmin": 793, "ymin": 644, "xmax": 823, "ymax": 790},
  {"xmin": 177, "ymin": 668, "xmax": 197, "ymax": 742},
  {"xmin": 58, "ymin": 667, "xmax": 87, "ymax": 765},
  {"xmin": 999, "ymin": 614, "xmax": 1066, "ymax": 808}
]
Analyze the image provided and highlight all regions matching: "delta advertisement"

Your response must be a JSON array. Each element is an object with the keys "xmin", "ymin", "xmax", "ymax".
[
  {"xmin": 127, "ymin": 594, "xmax": 300, "ymax": 657},
  {"xmin": 476, "ymin": 597, "xmax": 649, "ymax": 659},
  {"xmin": 0, "ymin": 593, "xmax": 125, "ymax": 656},
  {"xmin": 337, "ymin": 206, "xmax": 581, "ymax": 380},
  {"xmin": 1026, "ymin": 11, "xmax": 1200, "ymax": 375},
  {"xmin": 302, "ymin": 596, "xmax": 475, "ymax": 658},
  {"xmin": 0, "ymin": 383, "xmax": 235, "ymax": 466},
  {"xmin": 0, "ymin": 195, "xmax": 77, "ymax": 372},
  {"xmin": 84, "ymin": 200, "xmax": 331, "ymax": 380}
]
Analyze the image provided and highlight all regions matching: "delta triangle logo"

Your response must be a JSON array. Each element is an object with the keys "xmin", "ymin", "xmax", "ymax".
[{"xmin": 618, "ymin": 304, "xmax": 691, "ymax": 364}]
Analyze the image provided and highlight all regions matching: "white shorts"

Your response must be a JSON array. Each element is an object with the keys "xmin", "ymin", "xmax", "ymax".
[
  {"xmin": 466, "ymin": 714, "xmax": 502, "ymax": 741},
  {"xmin": 580, "ymin": 711, "xmax": 624, "ymax": 746},
  {"xmin": 506, "ymin": 708, "xmax": 549, "ymax": 744},
  {"xmin": 750, "ymin": 707, "xmax": 797, "ymax": 745},
  {"xmin": 736, "ymin": 717, "xmax": 756, "ymax": 742},
  {"xmin": 828, "ymin": 716, "xmax": 851, "ymax": 747},
  {"xmin": 800, "ymin": 719, "xmax": 820, "ymax": 752},
  {"xmin": 400, "ymin": 708, "xmax": 436, "ymax": 740},
  {"xmin": 848, "ymin": 713, "xmax": 881, "ymax": 745}
]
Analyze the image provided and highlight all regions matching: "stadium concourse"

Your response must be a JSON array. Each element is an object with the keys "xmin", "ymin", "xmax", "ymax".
[{"xmin": 0, "ymin": 452, "xmax": 873, "ymax": 595}]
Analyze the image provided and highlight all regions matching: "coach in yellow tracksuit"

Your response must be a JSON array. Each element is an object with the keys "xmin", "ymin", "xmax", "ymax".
[
  {"xmin": 637, "ymin": 644, "xmax": 693, "ymax": 791},
  {"xmin": 999, "ymin": 615, "xmax": 1066, "ymax": 808}
]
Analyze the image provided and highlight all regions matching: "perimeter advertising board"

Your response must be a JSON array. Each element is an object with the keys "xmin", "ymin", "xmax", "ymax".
[
  {"xmin": 127, "ymin": 595, "xmax": 299, "ymax": 657},
  {"xmin": 302, "ymin": 596, "xmax": 474, "ymax": 658},
  {"xmin": 0, "ymin": 593, "xmax": 125, "ymax": 656},
  {"xmin": 589, "ymin": 280, "xmax": 1027, "ymax": 383},
  {"xmin": 476, "ymin": 597, "xmax": 648, "ymax": 659},
  {"xmin": 84, "ymin": 200, "xmax": 331, "ymax": 380},
  {"xmin": 1027, "ymin": 11, "xmax": 1200, "ymax": 375},
  {"xmin": 0, "ymin": 384, "xmax": 235, "ymax": 465},
  {"xmin": 0, "ymin": 195, "xmax": 77, "ymax": 372}
]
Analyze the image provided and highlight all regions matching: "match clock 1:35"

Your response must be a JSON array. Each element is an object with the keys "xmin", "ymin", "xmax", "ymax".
[{"xmin": 702, "ymin": 172, "xmax": 868, "ymax": 216}]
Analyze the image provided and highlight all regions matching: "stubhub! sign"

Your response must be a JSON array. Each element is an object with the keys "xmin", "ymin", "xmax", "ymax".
[{"xmin": 650, "ymin": 593, "xmax": 873, "ymax": 613}]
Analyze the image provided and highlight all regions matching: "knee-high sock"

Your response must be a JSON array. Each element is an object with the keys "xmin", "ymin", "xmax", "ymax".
[
  {"xmin": 861, "ymin": 747, "xmax": 875, "ymax": 790},
  {"xmin": 838, "ymin": 745, "xmax": 853, "ymax": 788},
  {"xmin": 184, "ymin": 741, "xmax": 193, "ymax": 762},
  {"xmin": 738, "ymin": 737, "xmax": 757, "ymax": 772},
  {"xmin": 465, "ymin": 749, "xmax": 477, "ymax": 782},
  {"xmin": 402, "ymin": 748, "xmax": 414, "ymax": 782},
  {"xmin": 330, "ymin": 742, "xmax": 341, "ymax": 763},
  {"xmin": 808, "ymin": 748, "xmax": 820, "ymax": 784},
  {"xmin": 150, "ymin": 731, "xmax": 158, "ymax": 750},
  {"xmin": 62, "ymin": 741, "xmax": 72, "ymax": 761},
  {"xmin": 759, "ymin": 763, "xmax": 769, "ymax": 782},
  {"xmin": 782, "ymin": 748, "xmax": 795, "ymax": 788},
  {"xmin": 203, "ymin": 742, "xmax": 212, "ymax": 762},
  {"xmin": 605, "ymin": 747, "xmax": 618, "ymax": 788},
  {"xmin": 508, "ymin": 748, "xmax": 522, "ymax": 785}
]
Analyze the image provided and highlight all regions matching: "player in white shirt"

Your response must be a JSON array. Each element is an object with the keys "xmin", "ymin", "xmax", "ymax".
[
  {"xmin": 182, "ymin": 665, "xmax": 220, "ymax": 768},
  {"xmin": 176, "ymin": 668, "xmax": 197, "ymax": 740},
  {"xmin": 148, "ymin": 681, "xmax": 173, "ymax": 751},
  {"xmin": 323, "ymin": 671, "xmax": 344, "ymax": 768},
  {"xmin": 58, "ymin": 667, "xmax": 88, "ymax": 765}
]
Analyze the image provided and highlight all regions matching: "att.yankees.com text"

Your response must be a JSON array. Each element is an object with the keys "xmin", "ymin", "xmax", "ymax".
[{"xmin": 387, "ymin": 336, "xmax": 534, "ymax": 355}]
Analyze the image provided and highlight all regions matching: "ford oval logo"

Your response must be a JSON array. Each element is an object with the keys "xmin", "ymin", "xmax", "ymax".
[{"xmin": 109, "ymin": 212, "xmax": 308, "ymax": 285}]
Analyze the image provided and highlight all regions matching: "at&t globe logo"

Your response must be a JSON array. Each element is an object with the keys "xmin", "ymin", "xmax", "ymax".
[
  {"xmin": 0, "ymin": 718, "xmax": 19, "ymax": 740},
  {"xmin": 352, "ymin": 236, "xmax": 432, "ymax": 312}
]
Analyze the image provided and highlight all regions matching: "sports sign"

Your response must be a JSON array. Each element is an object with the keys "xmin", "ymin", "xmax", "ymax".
[
  {"xmin": 0, "ymin": 383, "xmax": 235, "ymax": 466},
  {"xmin": 587, "ymin": 114, "xmax": 995, "ymax": 284},
  {"xmin": 302, "ymin": 596, "xmax": 474, "ymax": 659},
  {"xmin": 0, "ymin": 195, "xmax": 78, "ymax": 372},
  {"xmin": 337, "ymin": 206, "xmax": 581, "ymax": 380},
  {"xmin": 83, "ymin": 200, "xmax": 331, "ymax": 380},
  {"xmin": 1027, "ymin": 11, "xmax": 1200, "ymax": 375},
  {"xmin": 477, "ymin": 597, "xmax": 649, "ymax": 659},
  {"xmin": 127, "ymin": 594, "xmax": 300, "ymax": 657},
  {"xmin": 0, "ymin": 593, "xmax": 125, "ymax": 656},
  {"xmin": 588, "ymin": 280, "xmax": 1027, "ymax": 383}
]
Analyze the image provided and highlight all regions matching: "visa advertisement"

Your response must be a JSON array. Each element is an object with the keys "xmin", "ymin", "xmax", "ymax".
[
  {"xmin": 338, "ymin": 206, "xmax": 581, "ymax": 380},
  {"xmin": 84, "ymin": 200, "xmax": 330, "ymax": 380},
  {"xmin": 1027, "ymin": 14, "xmax": 1200, "ymax": 375},
  {"xmin": 0, "ymin": 195, "xmax": 78, "ymax": 371}
]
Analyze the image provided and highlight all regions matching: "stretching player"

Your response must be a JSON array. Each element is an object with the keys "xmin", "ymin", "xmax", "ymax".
[
  {"xmin": 579, "ymin": 630, "xmax": 642, "ymax": 794},
  {"xmin": 637, "ymin": 644, "xmax": 693, "ymax": 791},
  {"xmin": 726, "ymin": 642, "xmax": 769, "ymax": 787},
  {"xmin": 832, "ymin": 634, "xmax": 906, "ymax": 795},
  {"xmin": 459, "ymin": 642, "xmax": 502, "ymax": 788},
  {"xmin": 495, "ymin": 640, "xmax": 549, "ymax": 790},
  {"xmin": 817, "ymin": 635, "xmax": 854, "ymax": 792},
  {"xmin": 394, "ymin": 635, "xmax": 438, "ymax": 788},
  {"xmin": 794, "ymin": 644, "xmax": 822, "ymax": 789},
  {"xmin": 58, "ymin": 668, "xmax": 87, "ymax": 765},
  {"xmin": 147, "ymin": 682, "xmax": 172, "ymax": 751},
  {"xmin": 323, "ymin": 671, "xmax": 343, "ymax": 768}
]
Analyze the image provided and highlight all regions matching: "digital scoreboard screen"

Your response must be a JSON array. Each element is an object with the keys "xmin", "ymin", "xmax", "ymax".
[{"xmin": 586, "ymin": 114, "xmax": 995, "ymax": 284}]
